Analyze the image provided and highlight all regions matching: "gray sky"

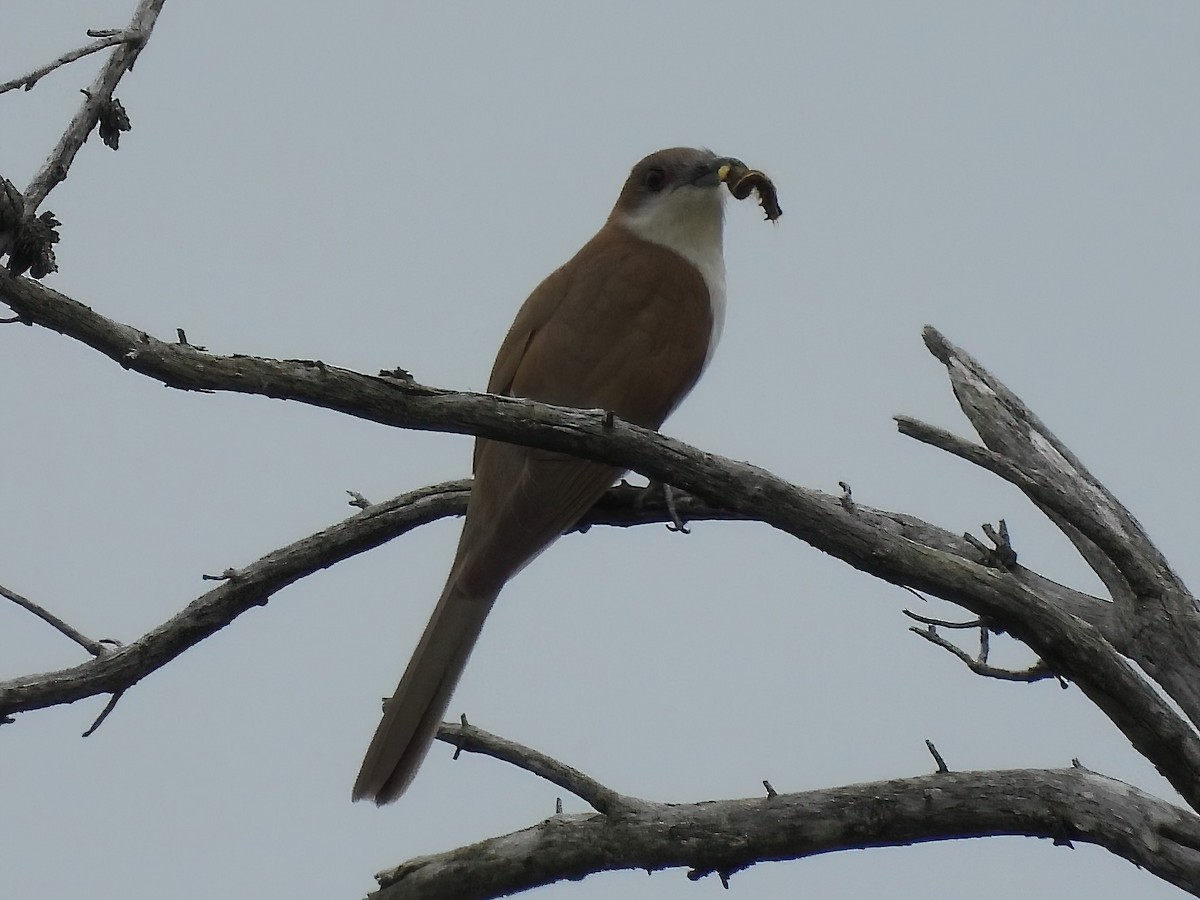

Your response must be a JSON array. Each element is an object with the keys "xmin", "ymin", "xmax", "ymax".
[{"xmin": 3, "ymin": 2, "xmax": 1198, "ymax": 898}]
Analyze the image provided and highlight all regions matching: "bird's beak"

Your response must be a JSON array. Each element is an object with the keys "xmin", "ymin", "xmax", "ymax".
[
  {"xmin": 714, "ymin": 157, "xmax": 750, "ymax": 187},
  {"xmin": 691, "ymin": 156, "xmax": 747, "ymax": 188}
]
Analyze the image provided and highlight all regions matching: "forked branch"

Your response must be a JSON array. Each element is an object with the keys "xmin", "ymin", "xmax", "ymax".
[
  {"xmin": 5, "ymin": 263, "xmax": 1200, "ymax": 892},
  {"xmin": 20, "ymin": 0, "xmax": 167, "ymax": 214},
  {"xmin": 3, "ymin": 270, "xmax": 1198, "ymax": 816},
  {"xmin": 0, "ymin": 481, "xmax": 739, "ymax": 718},
  {"xmin": 370, "ymin": 760, "xmax": 1200, "ymax": 899},
  {"xmin": 0, "ymin": 31, "xmax": 141, "ymax": 96}
]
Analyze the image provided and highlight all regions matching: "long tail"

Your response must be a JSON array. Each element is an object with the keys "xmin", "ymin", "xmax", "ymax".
[
  {"xmin": 354, "ymin": 439, "xmax": 620, "ymax": 804},
  {"xmin": 352, "ymin": 578, "xmax": 496, "ymax": 805}
]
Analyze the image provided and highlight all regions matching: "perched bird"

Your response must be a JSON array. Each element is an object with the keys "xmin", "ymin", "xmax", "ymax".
[{"xmin": 355, "ymin": 147, "xmax": 747, "ymax": 804}]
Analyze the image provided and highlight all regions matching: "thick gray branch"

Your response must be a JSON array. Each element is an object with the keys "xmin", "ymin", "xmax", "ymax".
[
  {"xmin": 371, "ymin": 767, "xmax": 1200, "ymax": 899},
  {"xmin": 917, "ymin": 326, "xmax": 1182, "ymax": 603},
  {"xmin": 894, "ymin": 415, "xmax": 1136, "ymax": 603},
  {"xmin": 901, "ymin": 328, "xmax": 1200, "ymax": 736},
  {"xmin": 3, "ymin": 272, "xmax": 1198, "ymax": 813}
]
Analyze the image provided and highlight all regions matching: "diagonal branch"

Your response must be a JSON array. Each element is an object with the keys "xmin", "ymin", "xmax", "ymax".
[
  {"xmin": 0, "ymin": 583, "xmax": 112, "ymax": 657},
  {"xmin": 918, "ymin": 326, "xmax": 1193, "ymax": 620},
  {"xmin": 901, "ymin": 327, "xmax": 1200, "ymax": 737},
  {"xmin": 909, "ymin": 624, "xmax": 1056, "ymax": 683},
  {"xmin": 0, "ymin": 482, "xmax": 740, "ymax": 718},
  {"xmin": 22, "ymin": 0, "xmax": 167, "ymax": 214},
  {"xmin": 3, "ymin": 271, "xmax": 1197, "ymax": 812},
  {"xmin": 371, "ymin": 766, "xmax": 1200, "ymax": 899},
  {"xmin": 895, "ymin": 415, "xmax": 1135, "ymax": 604},
  {"xmin": 436, "ymin": 719, "xmax": 648, "ymax": 816},
  {"xmin": 0, "ymin": 31, "xmax": 140, "ymax": 96}
]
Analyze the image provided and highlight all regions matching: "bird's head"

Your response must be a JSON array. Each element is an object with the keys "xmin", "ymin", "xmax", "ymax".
[{"xmin": 611, "ymin": 147, "xmax": 743, "ymax": 266}]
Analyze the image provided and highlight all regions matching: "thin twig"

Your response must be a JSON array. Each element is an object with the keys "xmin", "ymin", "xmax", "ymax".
[
  {"xmin": 0, "ymin": 479, "xmax": 739, "ymax": 719},
  {"xmin": 0, "ymin": 583, "xmax": 111, "ymax": 656},
  {"xmin": 662, "ymin": 482, "xmax": 691, "ymax": 533},
  {"xmin": 436, "ymin": 720, "xmax": 646, "ymax": 816},
  {"xmin": 910, "ymin": 625, "xmax": 1054, "ymax": 683},
  {"xmin": 0, "ymin": 32, "xmax": 137, "ymax": 96},
  {"xmin": 925, "ymin": 739, "xmax": 949, "ymax": 773},
  {"xmin": 81, "ymin": 689, "xmax": 124, "ymax": 736},
  {"xmin": 902, "ymin": 609, "xmax": 982, "ymax": 630}
]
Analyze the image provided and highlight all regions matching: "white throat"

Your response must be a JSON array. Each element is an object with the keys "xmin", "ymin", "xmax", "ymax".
[{"xmin": 619, "ymin": 188, "xmax": 728, "ymax": 368}]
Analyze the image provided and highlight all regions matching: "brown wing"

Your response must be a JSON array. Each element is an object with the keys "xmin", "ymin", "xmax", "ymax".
[{"xmin": 454, "ymin": 227, "xmax": 714, "ymax": 596}]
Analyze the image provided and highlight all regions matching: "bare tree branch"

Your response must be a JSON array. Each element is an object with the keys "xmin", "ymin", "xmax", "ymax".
[
  {"xmin": 0, "ymin": 31, "xmax": 140, "ymax": 96},
  {"xmin": 21, "ymin": 0, "xmax": 167, "ymax": 214},
  {"xmin": 0, "ymin": 481, "xmax": 742, "ymax": 718},
  {"xmin": 901, "ymin": 609, "xmax": 982, "ymax": 629},
  {"xmin": 895, "ymin": 415, "xmax": 1135, "ymax": 603},
  {"xmin": 909, "ymin": 624, "xmax": 1055, "ymax": 683},
  {"xmin": 436, "ymin": 719, "xmax": 647, "ymax": 816},
  {"xmin": 80, "ymin": 689, "xmax": 125, "ymax": 737},
  {"xmin": 370, "ymin": 767, "xmax": 1200, "ymax": 899},
  {"xmin": 3, "ymin": 271, "xmax": 1197, "ymax": 814},
  {"xmin": 919, "ymin": 327, "xmax": 1181, "ymax": 603},
  {"xmin": 6, "ymin": 7, "xmax": 1194, "ymax": 900},
  {"xmin": 902, "ymin": 328, "xmax": 1200, "ymax": 737},
  {"xmin": 0, "ymin": 480, "xmax": 464, "ymax": 716},
  {"xmin": 0, "ymin": 582, "xmax": 112, "ymax": 656}
]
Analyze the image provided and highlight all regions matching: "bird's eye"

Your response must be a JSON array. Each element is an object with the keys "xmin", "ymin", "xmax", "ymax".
[{"xmin": 643, "ymin": 166, "xmax": 668, "ymax": 192}]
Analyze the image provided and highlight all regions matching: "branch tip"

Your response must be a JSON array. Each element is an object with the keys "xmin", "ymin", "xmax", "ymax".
[
  {"xmin": 0, "ymin": 583, "xmax": 110, "ymax": 656},
  {"xmin": 436, "ymin": 720, "xmax": 630, "ymax": 814},
  {"xmin": 81, "ymin": 689, "xmax": 124, "ymax": 737}
]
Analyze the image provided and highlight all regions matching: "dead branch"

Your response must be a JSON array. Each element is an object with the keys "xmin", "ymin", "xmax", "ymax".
[
  {"xmin": 3, "ymin": 269, "xmax": 1196, "ymax": 811},
  {"xmin": 436, "ymin": 719, "xmax": 646, "ymax": 816},
  {"xmin": 0, "ymin": 481, "xmax": 742, "ymax": 718},
  {"xmin": 0, "ymin": 582, "xmax": 112, "ymax": 656},
  {"xmin": 899, "ymin": 328, "xmax": 1200, "ymax": 738},
  {"xmin": 21, "ymin": 0, "xmax": 166, "ymax": 215},
  {"xmin": 910, "ymin": 624, "xmax": 1055, "ymax": 683},
  {"xmin": 0, "ymin": 31, "xmax": 140, "ymax": 96},
  {"xmin": 5, "ymin": 262, "xmax": 1200, "ymax": 891},
  {"xmin": 371, "ymin": 765, "xmax": 1200, "ymax": 899}
]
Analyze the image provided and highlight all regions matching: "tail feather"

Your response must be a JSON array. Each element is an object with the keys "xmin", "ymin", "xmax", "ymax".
[
  {"xmin": 355, "ymin": 441, "xmax": 621, "ymax": 803},
  {"xmin": 352, "ymin": 579, "xmax": 495, "ymax": 804}
]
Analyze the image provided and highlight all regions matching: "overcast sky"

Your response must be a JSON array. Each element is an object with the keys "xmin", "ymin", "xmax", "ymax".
[{"xmin": 3, "ymin": 3, "xmax": 1198, "ymax": 898}]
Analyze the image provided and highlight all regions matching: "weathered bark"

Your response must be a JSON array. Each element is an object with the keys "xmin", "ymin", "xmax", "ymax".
[
  {"xmin": 8, "ymin": 6, "xmax": 1197, "ymax": 897},
  {"xmin": 375, "ymin": 731, "xmax": 1200, "ymax": 899},
  {"xmin": 5, "ymin": 264, "xmax": 1200, "ymax": 895}
]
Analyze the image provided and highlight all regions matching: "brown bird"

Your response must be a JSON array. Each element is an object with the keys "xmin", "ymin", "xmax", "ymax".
[{"xmin": 354, "ymin": 147, "xmax": 745, "ymax": 804}]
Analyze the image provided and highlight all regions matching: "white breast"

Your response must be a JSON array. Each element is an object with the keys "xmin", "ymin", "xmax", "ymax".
[{"xmin": 620, "ymin": 187, "xmax": 728, "ymax": 369}]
